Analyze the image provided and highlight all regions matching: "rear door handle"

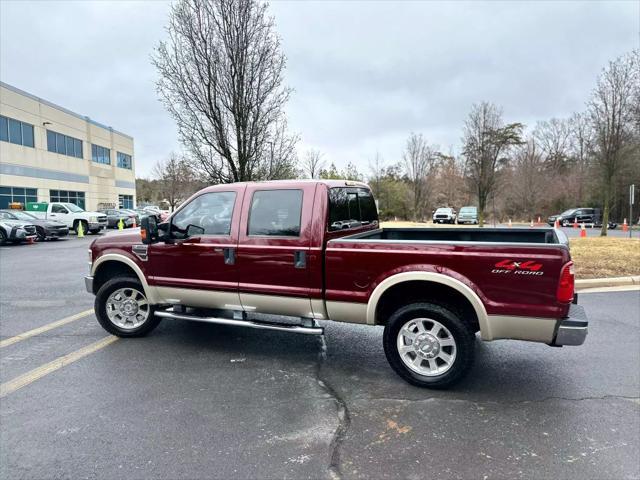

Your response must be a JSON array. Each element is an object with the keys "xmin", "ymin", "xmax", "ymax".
[
  {"xmin": 294, "ymin": 250, "xmax": 306, "ymax": 269},
  {"xmin": 223, "ymin": 247, "xmax": 235, "ymax": 265}
]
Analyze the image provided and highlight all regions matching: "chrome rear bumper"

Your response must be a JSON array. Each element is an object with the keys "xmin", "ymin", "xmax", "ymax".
[{"xmin": 552, "ymin": 304, "xmax": 588, "ymax": 346}]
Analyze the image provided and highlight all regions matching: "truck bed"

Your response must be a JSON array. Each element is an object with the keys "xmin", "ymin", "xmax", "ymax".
[{"xmin": 340, "ymin": 227, "xmax": 564, "ymax": 245}]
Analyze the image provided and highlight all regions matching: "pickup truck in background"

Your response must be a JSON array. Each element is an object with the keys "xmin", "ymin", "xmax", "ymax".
[
  {"xmin": 28, "ymin": 202, "xmax": 107, "ymax": 234},
  {"xmin": 85, "ymin": 180, "xmax": 588, "ymax": 388}
]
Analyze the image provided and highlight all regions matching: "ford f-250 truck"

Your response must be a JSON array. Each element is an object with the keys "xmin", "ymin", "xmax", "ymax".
[{"xmin": 85, "ymin": 180, "xmax": 588, "ymax": 388}]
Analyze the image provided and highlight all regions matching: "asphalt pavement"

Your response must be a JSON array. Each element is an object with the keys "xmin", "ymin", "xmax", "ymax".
[{"xmin": 0, "ymin": 233, "xmax": 639, "ymax": 479}]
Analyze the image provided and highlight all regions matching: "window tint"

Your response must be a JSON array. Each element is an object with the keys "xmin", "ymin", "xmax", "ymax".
[
  {"xmin": 22, "ymin": 124, "xmax": 34, "ymax": 147},
  {"xmin": 51, "ymin": 204, "xmax": 68, "ymax": 214},
  {"xmin": 117, "ymin": 152, "xmax": 132, "ymax": 169},
  {"xmin": 0, "ymin": 115, "xmax": 34, "ymax": 148},
  {"xmin": 0, "ymin": 116, "xmax": 7, "ymax": 142},
  {"xmin": 248, "ymin": 190, "xmax": 302, "ymax": 237},
  {"xmin": 172, "ymin": 191, "xmax": 236, "ymax": 237},
  {"xmin": 92, "ymin": 144, "xmax": 111, "ymax": 164},
  {"xmin": 328, "ymin": 187, "xmax": 378, "ymax": 231},
  {"xmin": 8, "ymin": 118, "xmax": 21, "ymax": 144}
]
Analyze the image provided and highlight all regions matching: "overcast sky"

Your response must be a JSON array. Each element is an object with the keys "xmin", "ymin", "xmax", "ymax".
[{"xmin": 1, "ymin": 0, "xmax": 637, "ymax": 178}]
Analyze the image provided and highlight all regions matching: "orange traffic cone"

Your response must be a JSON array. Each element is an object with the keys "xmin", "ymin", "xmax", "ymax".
[
  {"xmin": 622, "ymin": 218, "xmax": 628, "ymax": 232},
  {"xmin": 530, "ymin": 219, "xmax": 534, "ymax": 228},
  {"xmin": 537, "ymin": 216, "xmax": 541, "ymax": 226},
  {"xmin": 508, "ymin": 219, "xmax": 512, "ymax": 228},
  {"xmin": 580, "ymin": 223, "xmax": 587, "ymax": 237},
  {"xmin": 554, "ymin": 218, "xmax": 560, "ymax": 229},
  {"xmin": 132, "ymin": 217, "xmax": 137, "ymax": 228},
  {"xmin": 573, "ymin": 218, "xmax": 578, "ymax": 229}
]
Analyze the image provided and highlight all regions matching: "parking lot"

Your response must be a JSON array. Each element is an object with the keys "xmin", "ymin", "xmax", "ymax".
[{"xmin": 1, "ymin": 232, "xmax": 639, "ymax": 479}]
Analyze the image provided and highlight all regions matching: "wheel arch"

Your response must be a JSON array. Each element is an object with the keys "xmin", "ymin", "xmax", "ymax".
[
  {"xmin": 91, "ymin": 254, "xmax": 156, "ymax": 302},
  {"xmin": 366, "ymin": 272, "xmax": 489, "ymax": 337}
]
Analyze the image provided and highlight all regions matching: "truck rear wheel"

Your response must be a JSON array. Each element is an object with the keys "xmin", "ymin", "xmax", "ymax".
[
  {"xmin": 95, "ymin": 276, "xmax": 161, "ymax": 337},
  {"xmin": 383, "ymin": 302, "xmax": 475, "ymax": 388}
]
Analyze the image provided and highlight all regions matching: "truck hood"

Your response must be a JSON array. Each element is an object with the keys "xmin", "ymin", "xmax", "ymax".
[{"xmin": 93, "ymin": 231, "xmax": 142, "ymax": 246}]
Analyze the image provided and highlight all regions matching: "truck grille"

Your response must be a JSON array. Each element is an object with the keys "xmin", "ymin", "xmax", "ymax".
[
  {"xmin": 98, "ymin": 217, "xmax": 107, "ymax": 224},
  {"xmin": 435, "ymin": 215, "xmax": 449, "ymax": 219}
]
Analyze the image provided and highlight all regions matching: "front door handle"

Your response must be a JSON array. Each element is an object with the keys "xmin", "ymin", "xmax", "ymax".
[
  {"xmin": 223, "ymin": 247, "xmax": 235, "ymax": 265},
  {"xmin": 294, "ymin": 250, "xmax": 306, "ymax": 269}
]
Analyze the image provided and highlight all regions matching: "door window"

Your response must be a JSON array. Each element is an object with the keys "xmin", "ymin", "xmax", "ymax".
[
  {"xmin": 247, "ymin": 190, "xmax": 303, "ymax": 237},
  {"xmin": 171, "ymin": 191, "xmax": 236, "ymax": 238},
  {"xmin": 51, "ymin": 204, "xmax": 68, "ymax": 214}
]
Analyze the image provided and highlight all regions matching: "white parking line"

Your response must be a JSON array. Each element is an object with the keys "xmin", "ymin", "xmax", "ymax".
[{"xmin": 0, "ymin": 309, "xmax": 94, "ymax": 348}]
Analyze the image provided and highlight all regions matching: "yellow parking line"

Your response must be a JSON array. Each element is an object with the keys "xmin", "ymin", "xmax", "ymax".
[
  {"xmin": 0, "ymin": 335, "xmax": 118, "ymax": 398},
  {"xmin": 0, "ymin": 309, "xmax": 94, "ymax": 348}
]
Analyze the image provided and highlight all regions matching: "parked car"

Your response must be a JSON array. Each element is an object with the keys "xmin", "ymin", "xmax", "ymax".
[
  {"xmin": 0, "ymin": 209, "xmax": 69, "ymax": 240},
  {"xmin": 547, "ymin": 207, "xmax": 618, "ymax": 229},
  {"xmin": 85, "ymin": 180, "xmax": 588, "ymax": 389},
  {"xmin": 98, "ymin": 209, "xmax": 140, "ymax": 229},
  {"xmin": 456, "ymin": 206, "xmax": 478, "ymax": 225},
  {"xmin": 133, "ymin": 208, "xmax": 162, "ymax": 224},
  {"xmin": 432, "ymin": 207, "xmax": 457, "ymax": 224},
  {"xmin": 143, "ymin": 206, "xmax": 169, "ymax": 222},
  {"xmin": 0, "ymin": 218, "xmax": 37, "ymax": 245},
  {"xmin": 27, "ymin": 202, "xmax": 107, "ymax": 234}
]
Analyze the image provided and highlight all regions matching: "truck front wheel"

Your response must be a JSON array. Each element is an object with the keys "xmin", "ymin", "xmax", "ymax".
[
  {"xmin": 95, "ymin": 276, "xmax": 161, "ymax": 337},
  {"xmin": 383, "ymin": 302, "xmax": 475, "ymax": 388}
]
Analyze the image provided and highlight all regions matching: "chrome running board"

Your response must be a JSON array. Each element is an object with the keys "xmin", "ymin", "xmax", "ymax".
[{"xmin": 155, "ymin": 308, "xmax": 324, "ymax": 335}]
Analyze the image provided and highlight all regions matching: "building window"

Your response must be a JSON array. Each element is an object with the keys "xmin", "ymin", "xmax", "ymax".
[
  {"xmin": 117, "ymin": 152, "xmax": 132, "ymax": 169},
  {"xmin": 0, "ymin": 186, "xmax": 38, "ymax": 209},
  {"xmin": 50, "ymin": 190, "xmax": 86, "ymax": 210},
  {"xmin": 118, "ymin": 194, "xmax": 134, "ymax": 210},
  {"xmin": 0, "ymin": 115, "xmax": 35, "ymax": 148},
  {"xmin": 91, "ymin": 144, "xmax": 111, "ymax": 165},
  {"xmin": 46, "ymin": 130, "xmax": 83, "ymax": 158}
]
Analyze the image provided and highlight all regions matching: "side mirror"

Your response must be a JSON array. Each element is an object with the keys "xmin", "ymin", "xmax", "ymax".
[
  {"xmin": 186, "ymin": 224, "xmax": 205, "ymax": 237},
  {"xmin": 140, "ymin": 215, "xmax": 159, "ymax": 244}
]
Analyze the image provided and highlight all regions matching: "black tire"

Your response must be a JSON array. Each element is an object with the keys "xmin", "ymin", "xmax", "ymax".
[
  {"xmin": 94, "ymin": 276, "xmax": 161, "ymax": 337},
  {"xmin": 0, "ymin": 229, "xmax": 6, "ymax": 245},
  {"xmin": 36, "ymin": 227, "xmax": 46, "ymax": 241},
  {"xmin": 383, "ymin": 302, "xmax": 475, "ymax": 389}
]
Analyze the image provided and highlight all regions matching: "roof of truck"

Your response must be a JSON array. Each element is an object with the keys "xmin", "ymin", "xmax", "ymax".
[{"xmin": 199, "ymin": 179, "xmax": 370, "ymax": 191}]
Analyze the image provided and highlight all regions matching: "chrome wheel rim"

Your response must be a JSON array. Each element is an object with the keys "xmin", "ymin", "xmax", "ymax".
[
  {"xmin": 397, "ymin": 317, "xmax": 457, "ymax": 377},
  {"xmin": 105, "ymin": 287, "xmax": 149, "ymax": 330}
]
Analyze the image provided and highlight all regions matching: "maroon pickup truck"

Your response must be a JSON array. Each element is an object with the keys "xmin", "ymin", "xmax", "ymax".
[{"xmin": 85, "ymin": 180, "xmax": 588, "ymax": 388}]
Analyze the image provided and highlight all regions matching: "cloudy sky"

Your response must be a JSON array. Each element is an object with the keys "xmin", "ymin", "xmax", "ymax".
[{"xmin": 1, "ymin": 0, "xmax": 637, "ymax": 178}]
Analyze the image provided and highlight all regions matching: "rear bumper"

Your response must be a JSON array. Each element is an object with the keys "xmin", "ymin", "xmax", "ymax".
[{"xmin": 552, "ymin": 304, "xmax": 588, "ymax": 346}]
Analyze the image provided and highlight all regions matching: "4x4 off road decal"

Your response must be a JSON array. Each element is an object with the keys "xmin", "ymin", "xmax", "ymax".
[{"xmin": 492, "ymin": 259, "xmax": 544, "ymax": 276}]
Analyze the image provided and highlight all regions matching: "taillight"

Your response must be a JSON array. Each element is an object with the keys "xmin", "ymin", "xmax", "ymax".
[{"xmin": 557, "ymin": 261, "xmax": 574, "ymax": 303}]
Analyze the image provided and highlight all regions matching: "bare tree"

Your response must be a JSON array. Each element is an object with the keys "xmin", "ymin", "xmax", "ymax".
[
  {"xmin": 510, "ymin": 139, "xmax": 545, "ymax": 219},
  {"xmin": 402, "ymin": 133, "xmax": 438, "ymax": 221},
  {"xmin": 534, "ymin": 118, "xmax": 572, "ymax": 172},
  {"xmin": 568, "ymin": 111, "xmax": 595, "ymax": 205},
  {"xmin": 152, "ymin": 153, "xmax": 199, "ymax": 211},
  {"xmin": 588, "ymin": 50, "xmax": 639, "ymax": 236},
  {"xmin": 462, "ymin": 102, "xmax": 524, "ymax": 226},
  {"xmin": 153, "ymin": 0, "xmax": 295, "ymax": 183},
  {"xmin": 302, "ymin": 149, "xmax": 324, "ymax": 179}
]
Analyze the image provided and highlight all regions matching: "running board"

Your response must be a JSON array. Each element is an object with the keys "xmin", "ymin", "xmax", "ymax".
[{"xmin": 155, "ymin": 308, "xmax": 324, "ymax": 335}]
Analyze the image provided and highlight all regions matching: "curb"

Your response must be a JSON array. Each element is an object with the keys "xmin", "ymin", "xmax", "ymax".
[{"xmin": 575, "ymin": 276, "xmax": 640, "ymax": 290}]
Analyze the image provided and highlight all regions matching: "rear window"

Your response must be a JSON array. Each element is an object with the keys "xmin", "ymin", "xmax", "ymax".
[
  {"xmin": 248, "ymin": 189, "xmax": 303, "ymax": 237},
  {"xmin": 328, "ymin": 187, "xmax": 378, "ymax": 231}
]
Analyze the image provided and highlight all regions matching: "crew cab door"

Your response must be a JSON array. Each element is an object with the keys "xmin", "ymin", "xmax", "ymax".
[
  {"xmin": 148, "ymin": 185, "xmax": 244, "ymax": 310},
  {"xmin": 236, "ymin": 184, "xmax": 316, "ymax": 318}
]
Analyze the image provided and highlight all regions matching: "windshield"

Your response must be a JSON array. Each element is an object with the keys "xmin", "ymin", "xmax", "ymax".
[
  {"xmin": 460, "ymin": 207, "xmax": 476, "ymax": 213},
  {"xmin": 64, "ymin": 203, "xmax": 84, "ymax": 213},
  {"xmin": 435, "ymin": 208, "xmax": 452, "ymax": 214},
  {"xmin": 560, "ymin": 209, "xmax": 576, "ymax": 216},
  {"xmin": 7, "ymin": 211, "xmax": 37, "ymax": 220}
]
